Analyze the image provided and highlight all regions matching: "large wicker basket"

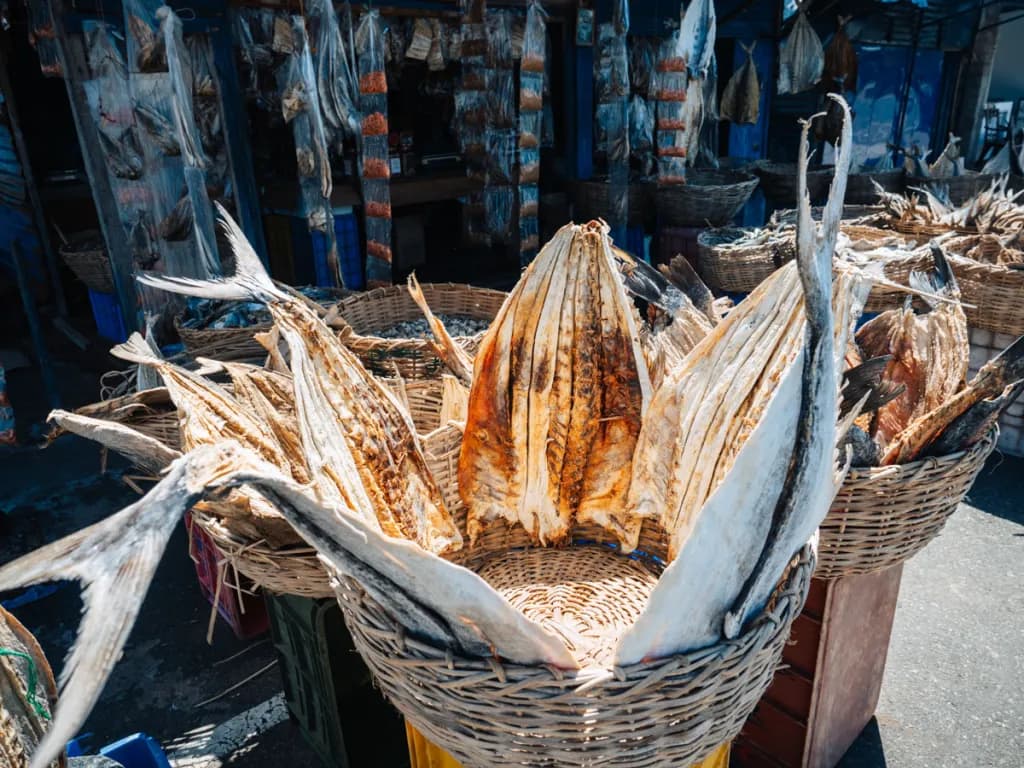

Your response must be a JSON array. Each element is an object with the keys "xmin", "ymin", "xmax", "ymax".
[
  {"xmin": 335, "ymin": 527, "xmax": 813, "ymax": 768},
  {"xmin": 845, "ymin": 168, "xmax": 906, "ymax": 205},
  {"xmin": 59, "ymin": 231, "xmax": 114, "ymax": 294},
  {"xmin": 656, "ymin": 170, "xmax": 760, "ymax": 227},
  {"xmin": 335, "ymin": 283, "xmax": 506, "ymax": 378},
  {"xmin": 573, "ymin": 179, "xmax": 656, "ymax": 228},
  {"xmin": 817, "ymin": 430, "xmax": 996, "ymax": 580},
  {"xmin": 697, "ymin": 228, "xmax": 794, "ymax": 293},
  {"xmin": 331, "ymin": 421, "xmax": 815, "ymax": 767},
  {"xmin": 908, "ymin": 172, "xmax": 996, "ymax": 205},
  {"xmin": 755, "ymin": 162, "xmax": 834, "ymax": 204}
]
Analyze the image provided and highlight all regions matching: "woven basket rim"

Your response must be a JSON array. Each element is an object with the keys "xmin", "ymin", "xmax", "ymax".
[
  {"xmin": 337, "ymin": 540, "xmax": 814, "ymax": 676},
  {"xmin": 843, "ymin": 426, "xmax": 996, "ymax": 482},
  {"xmin": 336, "ymin": 282, "xmax": 505, "ymax": 342}
]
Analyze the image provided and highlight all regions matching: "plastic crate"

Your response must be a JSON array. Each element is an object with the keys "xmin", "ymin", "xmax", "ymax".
[
  {"xmin": 67, "ymin": 732, "xmax": 170, "ymax": 768},
  {"xmin": 184, "ymin": 513, "xmax": 269, "ymax": 640},
  {"xmin": 266, "ymin": 593, "xmax": 405, "ymax": 768},
  {"xmin": 87, "ymin": 289, "xmax": 128, "ymax": 343}
]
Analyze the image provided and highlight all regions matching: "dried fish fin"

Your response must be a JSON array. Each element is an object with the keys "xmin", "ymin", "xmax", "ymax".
[
  {"xmin": 47, "ymin": 410, "xmax": 181, "ymax": 474},
  {"xmin": 407, "ymin": 274, "xmax": 475, "ymax": 385},
  {"xmin": 0, "ymin": 445, "xmax": 246, "ymax": 768}
]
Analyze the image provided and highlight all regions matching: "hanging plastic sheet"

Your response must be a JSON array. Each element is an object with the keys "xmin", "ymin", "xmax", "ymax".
[
  {"xmin": 309, "ymin": 0, "xmax": 360, "ymax": 147},
  {"xmin": 778, "ymin": 6, "xmax": 824, "ymax": 95},
  {"xmin": 277, "ymin": 15, "xmax": 341, "ymax": 287},
  {"xmin": 678, "ymin": 0, "xmax": 716, "ymax": 79},
  {"xmin": 629, "ymin": 95, "xmax": 654, "ymax": 176},
  {"xmin": 485, "ymin": 11, "xmax": 515, "ymax": 242},
  {"xmin": 357, "ymin": 9, "xmax": 392, "ymax": 286},
  {"xmin": 158, "ymin": 7, "xmax": 220, "ymax": 279},
  {"xmin": 518, "ymin": 0, "xmax": 545, "ymax": 263},
  {"xmin": 458, "ymin": 12, "xmax": 489, "ymax": 246},
  {"xmin": 629, "ymin": 37, "xmax": 656, "ymax": 99}
]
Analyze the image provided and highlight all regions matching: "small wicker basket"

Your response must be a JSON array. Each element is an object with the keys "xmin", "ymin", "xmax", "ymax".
[
  {"xmin": 845, "ymin": 168, "xmax": 906, "ymax": 205},
  {"xmin": 335, "ymin": 283, "xmax": 506, "ymax": 379},
  {"xmin": 755, "ymin": 162, "xmax": 834, "ymax": 204},
  {"xmin": 817, "ymin": 430, "xmax": 996, "ymax": 580},
  {"xmin": 59, "ymin": 231, "xmax": 114, "ymax": 294},
  {"xmin": 573, "ymin": 178, "xmax": 656, "ymax": 228},
  {"xmin": 657, "ymin": 170, "xmax": 760, "ymax": 227},
  {"xmin": 697, "ymin": 228, "xmax": 794, "ymax": 293}
]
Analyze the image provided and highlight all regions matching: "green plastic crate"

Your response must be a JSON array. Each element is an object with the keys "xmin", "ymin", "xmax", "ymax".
[{"xmin": 266, "ymin": 594, "xmax": 407, "ymax": 768}]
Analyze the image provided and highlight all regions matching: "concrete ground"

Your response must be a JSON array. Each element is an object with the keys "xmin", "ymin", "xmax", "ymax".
[{"xmin": 1, "ymin": 359, "xmax": 1021, "ymax": 767}]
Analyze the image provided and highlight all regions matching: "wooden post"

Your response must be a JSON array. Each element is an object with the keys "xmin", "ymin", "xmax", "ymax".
[
  {"xmin": 954, "ymin": 3, "xmax": 1002, "ymax": 165},
  {"xmin": 46, "ymin": 0, "xmax": 138, "ymax": 332}
]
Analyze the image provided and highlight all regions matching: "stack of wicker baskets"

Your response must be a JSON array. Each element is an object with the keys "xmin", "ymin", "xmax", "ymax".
[
  {"xmin": 657, "ymin": 170, "xmax": 760, "ymax": 227},
  {"xmin": 71, "ymin": 387, "xmax": 181, "ymax": 453},
  {"xmin": 334, "ymin": 283, "xmax": 506, "ymax": 378},
  {"xmin": 816, "ymin": 430, "xmax": 996, "ymax": 580}
]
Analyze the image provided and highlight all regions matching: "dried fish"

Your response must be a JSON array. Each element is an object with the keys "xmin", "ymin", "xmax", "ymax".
[
  {"xmin": 128, "ymin": 13, "xmax": 165, "ymax": 72},
  {"xmin": 778, "ymin": 7, "xmax": 823, "ymax": 95},
  {"xmin": 99, "ymin": 129, "xmax": 144, "ymax": 180},
  {"xmin": 720, "ymin": 42, "xmax": 759, "ymax": 125},
  {"xmin": 407, "ymin": 274, "xmax": 474, "ymax": 385},
  {"xmin": 856, "ymin": 247, "xmax": 968, "ymax": 446},
  {"xmin": 138, "ymin": 205, "xmax": 460, "ymax": 555},
  {"xmin": 133, "ymin": 102, "xmax": 180, "ymax": 156},
  {"xmin": 822, "ymin": 16, "xmax": 857, "ymax": 92},
  {"xmin": 157, "ymin": 194, "xmax": 193, "ymax": 241},
  {"xmin": 459, "ymin": 222, "xmax": 651, "ymax": 547}
]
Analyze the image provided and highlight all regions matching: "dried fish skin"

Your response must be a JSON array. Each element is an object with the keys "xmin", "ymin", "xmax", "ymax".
[{"xmin": 459, "ymin": 222, "xmax": 650, "ymax": 547}]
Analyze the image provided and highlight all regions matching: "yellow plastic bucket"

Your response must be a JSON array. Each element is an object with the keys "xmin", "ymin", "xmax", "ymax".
[{"xmin": 405, "ymin": 722, "xmax": 731, "ymax": 768}]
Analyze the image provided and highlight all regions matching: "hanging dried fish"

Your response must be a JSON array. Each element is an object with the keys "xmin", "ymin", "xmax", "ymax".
[
  {"xmin": 778, "ymin": 6, "xmax": 824, "ymax": 95},
  {"xmin": 822, "ymin": 15, "xmax": 857, "ymax": 92},
  {"xmin": 99, "ymin": 129, "xmax": 144, "ymax": 180},
  {"xmin": 133, "ymin": 102, "xmax": 181, "ymax": 156},
  {"xmin": 309, "ymin": 0, "xmax": 360, "ymax": 142},
  {"xmin": 128, "ymin": 13, "xmax": 166, "ymax": 72},
  {"xmin": 458, "ymin": 222, "xmax": 651, "ymax": 547},
  {"xmin": 928, "ymin": 133, "xmax": 964, "ymax": 178},
  {"xmin": 720, "ymin": 42, "xmax": 759, "ymax": 125},
  {"xmin": 157, "ymin": 194, "xmax": 194, "ymax": 241}
]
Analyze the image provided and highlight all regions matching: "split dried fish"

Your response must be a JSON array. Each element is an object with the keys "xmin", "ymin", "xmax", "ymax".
[
  {"xmin": 720, "ymin": 42, "xmax": 759, "ymax": 125},
  {"xmin": 856, "ymin": 247, "xmax": 968, "ymax": 446},
  {"xmin": 98, "ymin": 129, "xmax": 144, "ymax": 180},
  {"xmin": 157, "ymin": 194, "xmax": 193, "ymax": 241},
  {"xmin": 459, "ymin": 222, "xmax": 651, "ymax": 547},
  {"xmin": 407, "ymin": 274, "xmax": 475, "ymax": 385},
  {"xmin": 138, "ymin": 205, "xmax": 460, "ymax": 555},
  {"xmin": 778, "ymin": 7, "xmax": 823, "ymax": 95},
  {"xmin": 133, "ymin": 103, "xmax": 180, "ymax": 156}
]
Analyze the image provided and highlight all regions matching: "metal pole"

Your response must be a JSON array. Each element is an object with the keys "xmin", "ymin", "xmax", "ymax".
[{"xmin": 892, "ymin": 9, "xmax": 924, "ymax": 166}]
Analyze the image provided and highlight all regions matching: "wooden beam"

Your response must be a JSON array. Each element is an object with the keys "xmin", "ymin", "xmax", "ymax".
[{"xmin": 46, "ymin": 0, "xmax": 139, "ymax": 332}]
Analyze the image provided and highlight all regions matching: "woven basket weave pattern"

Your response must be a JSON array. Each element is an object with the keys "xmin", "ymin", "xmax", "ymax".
[
  {"xmin": 657, "ymin": 170, "xmax": 760, "ymax": 228},
  {"xmin": 59, "ymin": 232, "xmax": 114, "ymax": 294},
  {"xmin": 697, "ymin": 229, "xmax": 794, "ymax": 293},
  {"xmin": 756, "ymin": 163, "xmax": 833, "ymax": 204},
  {"xmin": 337, "ymin": 284, "xmax": 506, "ymax": 379},
  {"xmin": 176, "ymin": 318, "xmax": 273, "ymax": 363},
  {"xmin": 817, "ymin": 430, "xmax": 996, "ymax": 579}
]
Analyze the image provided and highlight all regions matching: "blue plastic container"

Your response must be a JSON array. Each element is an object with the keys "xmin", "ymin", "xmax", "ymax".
[
  {"xmin": 99, "ymin": 733, "xmax": 171, "ymax": 768},
  {"xmin": 305, "ymin": 211, "xmax": 364, "ymax": 290},
  {"xmin": 87, "ymin": 290, "xmax": 128, "ymax": 343}
]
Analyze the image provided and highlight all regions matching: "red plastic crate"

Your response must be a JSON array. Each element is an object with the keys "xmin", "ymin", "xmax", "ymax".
[{"xmin": 184, "ymin": 512, "xmax": 269, "ymax": 640}]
